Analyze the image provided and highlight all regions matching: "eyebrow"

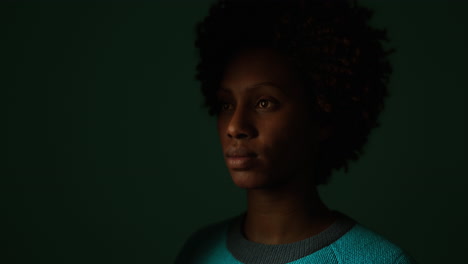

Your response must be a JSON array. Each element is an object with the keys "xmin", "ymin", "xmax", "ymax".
[{"xmin": 219, "ymin": 82, "xmax": 285, "ymax": 93}]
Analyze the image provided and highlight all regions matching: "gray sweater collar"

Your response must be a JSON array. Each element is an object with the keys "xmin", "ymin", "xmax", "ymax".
[{"xmin": 226, "ymin": 212, "xmax": 355, "ymax": 264}]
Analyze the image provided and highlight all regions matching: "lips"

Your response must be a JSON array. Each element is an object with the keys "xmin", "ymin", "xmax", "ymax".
[
  {"xmin": 225, "ymin": 147, "xmax": 257, "ymax": 170},
  {"xmin": 225, "ymin": 147, "xmax": 257, "ymax": 158}
]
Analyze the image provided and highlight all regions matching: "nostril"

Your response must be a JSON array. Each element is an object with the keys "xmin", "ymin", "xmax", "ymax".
[{"xmin": 227, "ymin": 132, "xmax": 248, "ymax": 139}]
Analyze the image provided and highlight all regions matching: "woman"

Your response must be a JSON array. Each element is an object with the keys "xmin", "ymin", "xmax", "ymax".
[{"xmin": 176, "ymin": 0, "xmax": 415, "ymax": 263}]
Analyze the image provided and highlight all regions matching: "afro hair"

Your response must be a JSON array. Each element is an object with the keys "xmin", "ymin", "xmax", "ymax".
[{"xmin": 194, "ymin": 0, "xmax": 393, "ymax": 185}]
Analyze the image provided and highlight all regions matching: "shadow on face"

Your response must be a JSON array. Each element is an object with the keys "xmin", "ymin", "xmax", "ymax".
[{"xmin": 216, "ymin": 48, "xmax": 325, "ymax": 190}]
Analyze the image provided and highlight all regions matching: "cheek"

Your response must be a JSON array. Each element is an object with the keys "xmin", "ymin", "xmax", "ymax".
[
  {"xmin": 217, "ymin": 118, "xmax": 227, "ymax": 141},
  {"xmin": 260, "ymin": 116, "xmax": 316, "ymax": 166}
]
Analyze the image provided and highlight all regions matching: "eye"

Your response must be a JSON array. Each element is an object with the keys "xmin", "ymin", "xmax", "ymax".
[
  {"xmin": 219, "ymin": 102, "xmax": 233, "ymax": 112},
  {"xmin": 256, "ymin": 98, "xmax": 277, "ymax": 109}
]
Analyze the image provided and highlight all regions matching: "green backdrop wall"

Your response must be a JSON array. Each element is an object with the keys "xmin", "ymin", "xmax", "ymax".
[{"xmin": 3, "ymin": 1, "xmax": 467, "ymax": 263}]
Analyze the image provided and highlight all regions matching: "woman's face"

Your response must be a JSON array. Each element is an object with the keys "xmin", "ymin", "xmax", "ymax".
[{"xmin": 216, "ymin": 48, "xmax": 321, "ymax": 189}]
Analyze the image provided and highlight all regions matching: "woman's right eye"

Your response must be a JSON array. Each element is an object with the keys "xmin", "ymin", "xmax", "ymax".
[{"xmin": 220, "ymin": 103, "xmax": 233, "ymax": 112}]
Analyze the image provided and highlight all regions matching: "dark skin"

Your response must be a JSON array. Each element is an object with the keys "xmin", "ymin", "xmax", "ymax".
[{"xmin": 216, "ymin": 48, "xmax": 337, "ymax": 245}]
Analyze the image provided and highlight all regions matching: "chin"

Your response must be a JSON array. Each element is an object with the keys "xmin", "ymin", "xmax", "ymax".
[{"xmin": 230, "ymin": 170, "xmax": 274, "ymax": 189}]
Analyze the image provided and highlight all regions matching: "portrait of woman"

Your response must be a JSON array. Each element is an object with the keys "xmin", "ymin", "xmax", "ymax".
[
  {"xmin": 175, "ymin": 0, "xmax": 415, "ymax": 263},
  {"xmin": 4, "ymin": 0, "xmax": 467, "ymax": 263}
]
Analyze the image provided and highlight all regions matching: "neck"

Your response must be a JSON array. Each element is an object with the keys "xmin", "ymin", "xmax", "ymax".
[{"xmin": 243, "ymin": 182, "xmax": 335, "ymax": 245}]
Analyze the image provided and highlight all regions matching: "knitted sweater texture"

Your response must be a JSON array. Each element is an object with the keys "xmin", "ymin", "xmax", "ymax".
[{"xmin": 175, "ymin": 213, "xmax": 415, "ymax": 264}]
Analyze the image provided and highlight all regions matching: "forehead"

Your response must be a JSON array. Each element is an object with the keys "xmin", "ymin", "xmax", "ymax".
[{"xmin": 220, "ymin": 48, "xmax": 303, "ymax": 96}]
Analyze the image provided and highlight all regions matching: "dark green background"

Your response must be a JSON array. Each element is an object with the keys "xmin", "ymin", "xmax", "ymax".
[{"xmin": 3, "ymin": 1, "xmax": 467, "ymax": 263}]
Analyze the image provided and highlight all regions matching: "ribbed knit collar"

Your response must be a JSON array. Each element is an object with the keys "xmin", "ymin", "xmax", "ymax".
[{"xmin": 226, "ymin": 212, "xmax": 355, "ymax": 264}]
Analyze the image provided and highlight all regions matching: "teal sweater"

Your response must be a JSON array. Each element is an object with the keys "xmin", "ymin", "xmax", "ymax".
[{"xmin": 175, "ymin": 213, "xmax": 415, "ymax": 264}]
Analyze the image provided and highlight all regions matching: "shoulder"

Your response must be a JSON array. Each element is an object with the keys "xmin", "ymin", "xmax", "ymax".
[
  {"xmin": 330, "ymin": 223, "xmax": 416, "ymax": 264},
  {"xmin": 174, "ymin": 215, "xmax": 238, "ymax": 264}
]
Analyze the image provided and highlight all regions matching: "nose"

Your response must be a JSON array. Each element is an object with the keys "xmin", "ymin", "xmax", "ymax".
[{"xmin": 226, "ymin": 106, "xmax": 256, "ymax": 139}]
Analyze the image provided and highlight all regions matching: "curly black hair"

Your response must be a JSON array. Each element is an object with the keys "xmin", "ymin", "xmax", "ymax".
[{"xmin": 194, "ymin": 0, "xmax": 393, "ymax": 185}]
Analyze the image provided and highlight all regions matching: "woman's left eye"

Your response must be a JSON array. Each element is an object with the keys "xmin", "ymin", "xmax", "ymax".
[{"xmin": 256, "ymin": 99, "xmax": 276, "ymax": 109}]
